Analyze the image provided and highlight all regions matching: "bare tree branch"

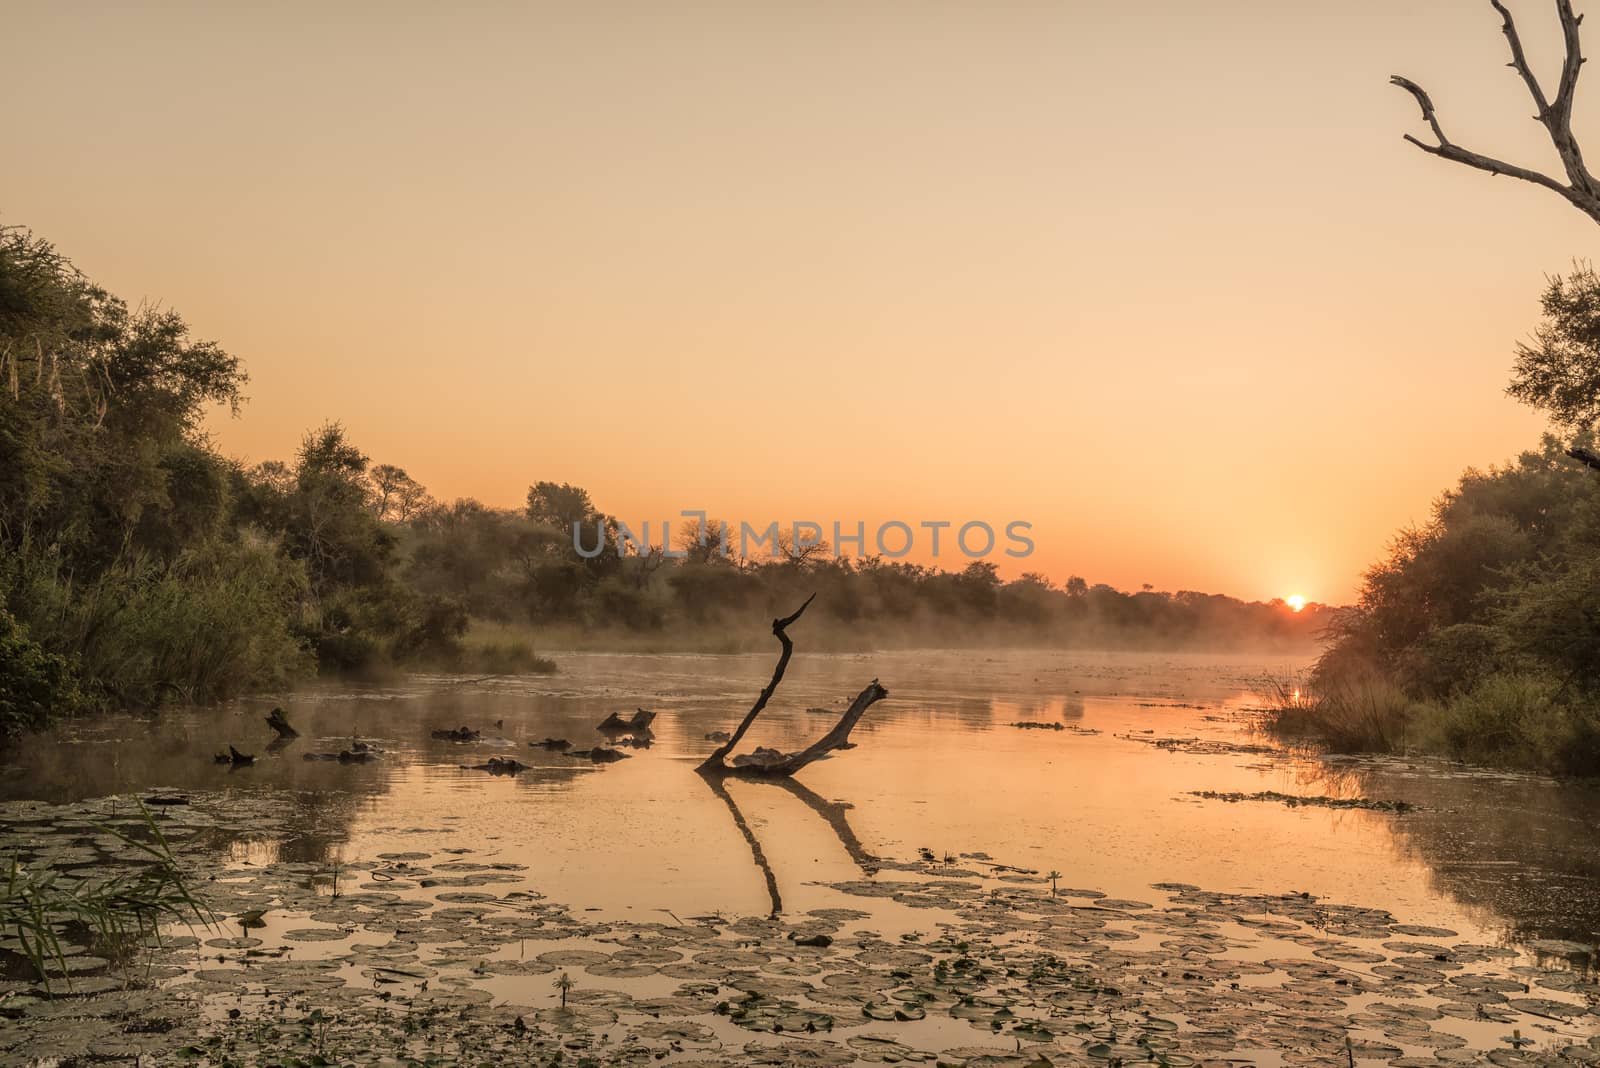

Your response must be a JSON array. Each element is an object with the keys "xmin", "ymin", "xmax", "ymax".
[
  {"xmin": 1492, "ymin": 0, "xmax": 1554, "ymax": 115},
  {"xmin": 1392, "ymin": 2, "xmax": 1600, "ymax": 225},
  {"xmin": 734, "ymin": 680, "xmax": 889, "ymax": 777}
]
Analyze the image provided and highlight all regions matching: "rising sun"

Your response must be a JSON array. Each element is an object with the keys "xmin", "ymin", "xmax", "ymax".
[{"xmin": 1285, "ymin": 594, "xmax": 1307, "ymax": 612}]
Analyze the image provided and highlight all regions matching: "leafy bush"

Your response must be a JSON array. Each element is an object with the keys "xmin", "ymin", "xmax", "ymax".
[
  {"xmin": 0, "ymin": 608, "xmax": 79, "ymax": 736},
  {"xmin": 1415, "ymin": 674, "xmax": 1600, "ymax": 776},
  {"xmin": 1489, "ymin": 554, "xmax": 1600, "ymax": 691},
  {"xmin": 591, "ymin": 577, "xmax": 665, "ymax": 631},
  {"xmin": 1400, "ymin": 623, "xmax": 1512, "ymax": 699},
  {"xmin": 6, "ymin": 537, "xmax": 311, "ymax": 710},
  {"xmin": 304, "ymin": 582, "xmax": 472, "ymax": 675}
]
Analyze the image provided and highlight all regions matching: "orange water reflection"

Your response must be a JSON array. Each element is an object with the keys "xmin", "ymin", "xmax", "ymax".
[{"xmin": 4, "ymin": 649, "xmax": 1598, "ymax": 946}]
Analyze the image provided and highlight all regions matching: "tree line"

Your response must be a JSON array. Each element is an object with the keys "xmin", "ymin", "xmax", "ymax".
[
  {"xmin": 401, "ymin": 492, "xmax": 1325, "ymax": 650},
  {"xmin": 0, "ymin": 222, "xmax": 1323, "ymax": 736}
]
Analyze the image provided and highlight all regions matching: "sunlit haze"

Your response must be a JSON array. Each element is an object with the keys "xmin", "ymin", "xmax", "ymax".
[{"xmin": 8, "ymin": 0, "xmax": 1583, "ymax": 602}]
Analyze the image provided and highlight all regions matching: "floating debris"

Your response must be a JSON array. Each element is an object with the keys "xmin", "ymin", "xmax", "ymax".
[
  {"xmin": 598, "ymin": 709, "xmax": 656, "ymax": 733},
  {"xmin": 264, "ymin": 707, "xmax": 298, "ymax": 738},
  {"xmin": 731, "ymin": 746, "xmax": 795, "ymax": 770},
  {"xmin": 1117, "ymin": 733, "xmax": 1278, "ymax": 756},
  {"xmin": 304, "ymin": 740, "xmax": 381, "ymax": 763},
  {"xmin": 788, "ymin": 932, "xmax": 833, "ymax": 947},
  {"xmin": 1189, "ymin": 790, "xmax": 1417, "ymax": 812},
  {"xmin": 566, "ymin": 747, "xmax": 629, "ymax": 763},
  {"xmin": 461, "ymin": 757, "xmax": 530, "ymax": 775}
]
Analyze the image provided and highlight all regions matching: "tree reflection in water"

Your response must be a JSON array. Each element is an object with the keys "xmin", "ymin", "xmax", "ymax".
[{"xmin": 700, "ymin": 770, "xmax": 879, "ymax": 917}]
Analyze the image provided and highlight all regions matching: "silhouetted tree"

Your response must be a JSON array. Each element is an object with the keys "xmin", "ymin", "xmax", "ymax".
[
  {"xmin": 370, "ymin": 463, "xmax": 430, "ymax": 521},
  {"xmin": 526, "ymin": 481, "xmax": 597, "ymax": 533}
]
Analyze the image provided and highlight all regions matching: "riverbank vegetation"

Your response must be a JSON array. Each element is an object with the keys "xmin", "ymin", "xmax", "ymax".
[
  {"xmin": 0, "ymin": 224, "xmax": 551, "ymax": 735},
  {"xmin": 1268, "ymin": 273, "xmax": 1600, "ymax": 777},
  {"xmin": 1306, "ymin": 8, "xmax": 1600, "ymax": 778},
  {"xmin": 0, "ymin": 222, "xmax": 1322, "ymax": 736}
]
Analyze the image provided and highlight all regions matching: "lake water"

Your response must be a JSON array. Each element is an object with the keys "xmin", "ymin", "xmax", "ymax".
[
  {"xmin": 5, "ymin": 647, "xmax": 1600, "ymax": 1065},
  {"xmin": 5, "ymin": 648, "xmax": 1598, "ymax": 944}
]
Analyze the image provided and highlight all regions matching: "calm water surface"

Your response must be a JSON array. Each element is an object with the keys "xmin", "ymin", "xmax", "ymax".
[{"xmin": 4, "ymin": 648, "xmax": 1598, "ymax": 948}]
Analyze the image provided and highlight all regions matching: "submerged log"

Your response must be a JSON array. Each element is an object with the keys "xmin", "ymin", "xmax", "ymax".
[
  {"xmin": 567, "ymin": 746, "xmax": 629, "ymax": 763},
  {"xmin": 463, "ymin": 757, "xmax": 529, "ymax": 775},
  {"xmin": 697, "ymin": 595, "xmax": 888, "ymax": 777},
  {"xmin": 265, "ymin": 707, "xmax": 298, "ymax": 738},
  {"xmin": 305, "ymin": 747, "xmax": 378, "ymax": 764},
  {"xmin": 598, "ymin": 709, "xmax": 656, "ymax": 733}
]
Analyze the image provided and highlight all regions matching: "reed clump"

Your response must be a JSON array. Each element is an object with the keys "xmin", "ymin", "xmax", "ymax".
[
  {"xmin": 1256, "ymin": 671, "xmax": 1416, "ymax": 754},
  {"xmin": 0, "ymin": 804, "xmax": 211, "ymax": 990}
]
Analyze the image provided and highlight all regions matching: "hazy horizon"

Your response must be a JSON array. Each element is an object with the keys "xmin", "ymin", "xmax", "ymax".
[{"xmin": 9, "ymin": 0, "xmax": 1588, "ymax": 602}]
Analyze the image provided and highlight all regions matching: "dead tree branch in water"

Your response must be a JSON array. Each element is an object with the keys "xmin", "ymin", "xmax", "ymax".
[
  {"xmin": 696, "ymin": 594, "xmax": 889, "ymax": 777},
  {"xmin": 1392, "ymin": 1, "xmax": 1600, "ymax": 225}
]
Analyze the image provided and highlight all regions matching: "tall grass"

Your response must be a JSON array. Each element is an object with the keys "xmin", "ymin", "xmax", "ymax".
[
  {"xmin": 451, "ymin": 619, "xmax": 557, "ymax": 674},
  {"xmin": 1, "ymin": 803, "xmax": 212, "ymax": 990}
]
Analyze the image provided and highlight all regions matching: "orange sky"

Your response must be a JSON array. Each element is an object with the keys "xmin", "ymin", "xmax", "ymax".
[{"xmin": 7, "ymin": 1, "xmax": 1588, "ymax": 603}]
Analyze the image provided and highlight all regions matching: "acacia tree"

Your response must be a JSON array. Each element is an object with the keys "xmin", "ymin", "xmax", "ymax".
[
  {"xmin": 1393, "ymin": 1, "xmax": 1598, "ymax": 225},
  {"xmin": 369, "ymin": 463, "xmax": 430, "ymax": 521}
]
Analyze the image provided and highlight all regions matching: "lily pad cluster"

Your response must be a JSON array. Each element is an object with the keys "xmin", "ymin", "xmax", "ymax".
[{"xmin": 2, "ymin": 792, "xmax": 1599, "ymax": 1068}]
